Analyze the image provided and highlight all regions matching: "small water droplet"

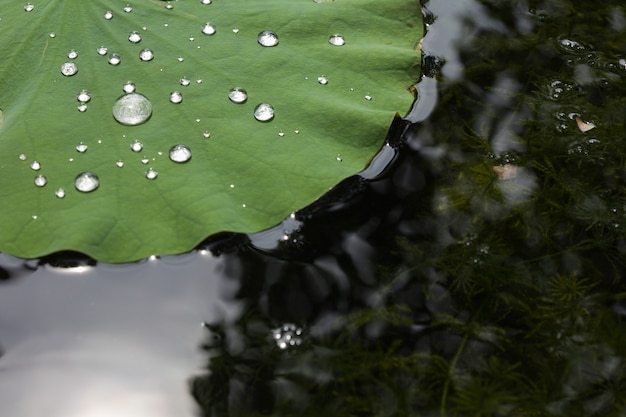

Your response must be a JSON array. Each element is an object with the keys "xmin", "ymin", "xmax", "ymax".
[
  {"xmin": 123, "ymin": 4, "xmax": 133, "ymax": 12},
  {"xmin": 60, "ymin": 62, "xmax": 78, "ymax": 76},
  {"xmin": 364, "ymin": 95, "xmax": 372, "ymax": 101},
  {"xmin": 34, "ymin": 175, "xmax": 47, "ymax": 187},
  {"xmin": 130, "ymin": 141, "xmax": 143, "ymax": 152},
  {"xmin": 177, "ymin": 56, "xmax": 184, "ymax": 62},
  {"xmin": 76, "ymin": 90, "xmax": 91, "ymax": 103},
  {"xmin": 103, "ymin": 10, "xmax": 113, "ymax": 20},
  {"xmin": 294, "ymin": 129, "xmax": 300, "ymax": 134},
  {"xmin": 180, "ymin": 78, "xmax": 190, "ymax": 86},
  {"xmin": 200, "ymin": 0, "xmax": 212, "ymax": 4},
  {"xmin": 254, "ymin": 103, "xmax": 274, "ymax": 122},
  {"xmin": 77, "ymin": 104, "xmax": 88, "ymax": 112},
  {"xmin": 67, "ymin": 49, "xmax": 78, "ymax": 59},
  {"xmin": 31, "ymin": 215, "xmax": 38, "ymax": 220},
  {"xmin": 145, "ymin": 168, "xmax": 158, "ymax": 179},
  {"xmin": 201, "ymin": 22, "xmax": 216, "ymax": 35},
  {"xmin": 195, "ymin": 79, "xmax": 202, "ymax": 84},
  {"xmin": 19, "ymin": 154, "xmax": 27, "ymax": 161},
  {"xmin": 317, "ymin": 75, "xmax": 328, "ymax": 85},
  {"xmin": 112, "ymin": 93, "xmax": 152, "ymax": 126},
  {"xmin": 169, "ymin": 91, "xmax": 183, "ymax": 104},
  {"xmin": 128, "ymin": 31, "xmax": 142, "ymax": 43},
  {"xmin": 278, "ymin": 131, "xmax": 285, "ymax": 137},
  {"xmin": 328, "ymin": 34, "xmax": 345, "ymax": 46},
  {"xmin": 202, "ymin": 131, "xmax": 211, "ymax": 138},
  {"xmin": 232, "ymin": 28, "xmax": 239, "ymax": 33},
  {"xmin": 49, "ymin": 32, "xmax": 56, "ymax": 38},
  {"xmin": 164, "ymin": 2, "xmax": 174, "ymax": 10},
  {"xmin": 336, "ymin": 155, "xmax": 343, "ymax": 162},
  {"xmin": 76, "ymin": 142, "xmax": 88, "ymax": 153},
  {"xmin": 97, "ymin": 46, "xmax": 108, "ymax": 56},
  {"xmin": 30, "ymin": 161, "xmax": 41, "ymax": 171},
  {"xmin": 257, "ymin": 30, "xmax": 279, "ymax": 47},
  {"xmin": 228, "ymin": 87, "xmax": 248, "ymax": 103},
  {"xmin": 139, "ymin": 49, "xmax": 154, "ymax": 61},
  {"xmin": 24, "ymin": 3, "xmax": 34, "ymax": 12},
  {"xmin": 108, "ymin": 53, "xmax": 121, "ymax": 65},
  {"xmin": 116, "ymin": 160, "xmax": 124, "ymax": 168},
  {"xmin": 122, "ymin": 81, "xmax": 136, "ymax": 93},
  {"xmin": 141, "ymin": 158, "xmax": 149, "ymax": 164},
  {"xmin": 55, "ymin": 188, "xmax": 65, "ymax": 198},
  {"xmin": 169, "ymin": 144, "xmax": 192, "ymax": 163},
  {"xmin": 75, "ymin": 172, "xmax": 99, "ymax": 193}
]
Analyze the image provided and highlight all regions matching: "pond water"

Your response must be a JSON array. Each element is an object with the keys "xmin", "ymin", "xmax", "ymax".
[{"xmin": 2, "ymin": 1, "xmax": 626, "ymax": 416}]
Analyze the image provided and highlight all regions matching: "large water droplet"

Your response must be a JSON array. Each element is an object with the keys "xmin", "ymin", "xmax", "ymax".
[
  {"xmin": 34, "ymin": 175, "xmax": 47, "ymax": 187},
  {"xmin": 103, "ymin": 10, "xmax": 113, "ymax": 20},
  {"xmin": 76, "ymin": 90, "xmax": 91, "ymax": 103},
  {"xmin": 128, "ymin": 31, "xmax": 142, "ymax": 43},
  {"xmin": 228, "ymin": 87, "xmax": 248, "ymax": 103},
  {"xmin": 145, "ymin": 168, "xmax": 158, "ymax": 180},
  {"xmin": 97, "ymin": 46, "xmax": 108, "ymax": 56},
  {"xmin": 67, "ymin": 49, "xmax": 78, "ymax": 59},
  {"xmin": 169, "ymin": 91, "xmax": 183, "ymax": 104},
  {"xmin": 122, "ymin": 81, "xmax": 136, "ymax": 93},
  {"xmin": 130, "ymin": 141, "xmax": 143, "ymax": 152},
  {"xmin": 254, "ymin": 103, "xmax": 275, "ymax": 122},
  {"xmin": 75, "ymin": 172, "xmax": 99, "ymax": 193},
  {"xmin": 139, "ymin": 49, "xmax": 154, "ymax": 61},
  {"xmin": 328, "ymin": 34, "xmax": 345, "ymax": 46},
  {"xmin": 55, "ymin": 188, "xmax": 66, "ymax": 199},
  {"xmin": 257, "ymin": 30, "xmax": 279, "ymax": 47},
  {"xmin": 108, "ymin": 53, "xmax": 121, "ymax": 65},
  {"xmin": 112, "ymin": 93, "xmax": 153, "ymax": 126},
  {"xmin": 76, "ymin": 142, "xmax": 88, "ymax": 153},
  {"xmin": 169, "ymin": 144, "xmax": 192, "ymax": 163},
  {"xmin": 201, "ymin": 22, "xmax": 216, "ymax": 35},
  {"xmin": 30, "ymin": 161, "xmax": 41, "ymax": 171},
  {"xmin": 60, "ymin": 62, "xmax": 78, "ymax": 76},
  {"xmin": 24, "ymin": 3, "xmax": 34, "ymax": 12}
]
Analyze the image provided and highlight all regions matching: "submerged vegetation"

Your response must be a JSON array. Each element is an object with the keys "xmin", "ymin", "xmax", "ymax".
[{"xmin": 191, "ymin": 1, "xmax": 626, "ymax": 415}]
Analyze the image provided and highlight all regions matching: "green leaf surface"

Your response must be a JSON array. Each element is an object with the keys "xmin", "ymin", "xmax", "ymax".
[{"xmin": 0, "ymin": 0, "xmax": 421, "ymax": 262}]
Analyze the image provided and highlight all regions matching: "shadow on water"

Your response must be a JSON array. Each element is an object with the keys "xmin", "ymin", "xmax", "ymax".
[{"xmin": 1, "ymin": 0, "xmax": 626, "ymax": 416}]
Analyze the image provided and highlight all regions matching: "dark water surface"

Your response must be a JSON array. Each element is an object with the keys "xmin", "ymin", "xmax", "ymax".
[{"xmin": 2, "ymin": 1, "xmax": 626, "ymax": 416}]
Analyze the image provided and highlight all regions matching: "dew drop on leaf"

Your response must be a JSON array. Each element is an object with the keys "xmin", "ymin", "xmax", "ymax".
[
  {"xmin": 122, "ymin": 81, "xmax": 136, "ymax": 93},
  {"xmin": 34, "ymin": 175, "xmax": 47, "ymax": 187},
  {"xmin": 139, "ymin": 49, "xmax": 154, "ymax": 61},
  {"xmin": 200, "ymin": 0, "xmax": 212, "ymax": 4},
  {"xmin": 30, "ymin": 161, "xmax": 41, "ymax": 171},
  {"xmin": 123, "ymin": 4, "xmax": 132, "ymax": 13},
  {"xmin": 228, "ymin": 87, "xmax": 248, "ymax": 103},
  {"xmin": 169, "ymin": 91, "xmax": 183, "ymax": 104},
  {"xmin": 145, "ymin": 168, "xmax": 158, "ymax": 180},
  {"xmin": 116, "ymin": 160, "xmax": 124, "ymax": 168},
  {"xmin": 254, "ymin": 103, "xmax": 275, "ymax": 122},
  {"xmin": 108, "ymin": 54, "xmax": 121, "ymax": 65},
  {"xmin": 24, "ymin": 3, "xmax": 34, "ymax": 12},
  {"xmin": 180, "ymin": 78, "xmax": 191, "ymax": 86},
  {"xmin": 55, "ymin": 188, "xmax": 66, "ymax": 199},
  {"xmin": 103, "ymin": 10, "xmax": 113, "ymax": 20},
  {"xmin": 60, "ymin": 62, "xmax": 78, "ymax": 76},
  {"xmin": 128, "ymin": 31, "xmax": 142, "ymax": 43},
  {"xmin": 67, "ymin": 49, "xmax": 78, "ymax": 59},
  {"xmin": 169, "ymin": 145, "xmax": 192, "ymax": 163},
  {"xmin": 74, "ymin": 172, "xmax": 99, "ymax": 193},
  {"xmin": 112, "ymin": 93, "xmax": 153, "ymax": 126},
  {"xmin": 201, "ymin": 23, "xmax": 216, "ymax": 35},
  {"xmin": 317, "ymin": 76, "xmax": 328, "ymax": 85},
  {"xmin": 328, "ymin": 34, "xmax": 345, "ymax": 46},
  {"xmin": 97, "ymin": 46, "xmax": 108, "ymax": 56},
  {"xmin": 76, "ymin": 142, "xmax": 88, "ymax": 153},
  {"xmin": 76, "ymin": 90, "xmax": 91, "ymax": 103},
  {"xmin": 130, "ymin": 141, "xmax": 143, "ymax": 152},
  {"xmin": 77, "ymin": 104, "xmax": 88, "ymax": 112},
  {"xmin": 257, "ymin": 31, "xmax": 279, "ymax": 47}
]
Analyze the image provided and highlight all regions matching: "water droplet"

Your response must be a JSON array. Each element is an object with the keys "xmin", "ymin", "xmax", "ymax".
[
  {"xmin": 180, "ymin": 78, "xmax": 191, "ymax": 86},
  {"xmin": 364, "ymin": 95, "xmax": 372, "ymax": 101},
  {"xmin": 67, "ymin": 49, "xmax": 78, "ymax": 59},
  {"xmin": 123, "ymin": 4, "xmax": 133, "ymax": 12},
  {"xmin": 169, "ymin": 144, "xmax": 192, "ymax": 163},
  {"xmin": 24, "ymin": 3, "xmax": 34, "ymax": 12},
  {"xmin": 60, "ymin": 62, "xmax": 78, "ymax": 76},
  {"xmin": 196, "ymin": 79, "xmax": 202, "ymax": 84},
  {"xmin": 77, "ymin": 104, "xmax": 88, "ymax": 112},
  {"xmin": 30, "ymin": 161, "xmax": 41, "ymax": 171},
  {"xmin": 278, "ymin": 131, "xmax": 285, "ymax": 137},
  {"xmin": 257, "ymin": 30, "xmax": 279, "ymax": 47},
  {"xmin": 130, "ymin": 141, "xmax": 143, "ymax": 152},
  {"xmin": 75, "ymin": 172, "xmax": 99, "ymax": 193},
  {"xmin": 328, "ymin": 34, "xmax": 345, "ymax": 46},
  {"xmin": 34, "ymin": 175, "xmax": 47, "ymax": 187},
  {"xmin": 317, "ymin": 75, "xmax": 328, "ymax": 85},
  {"xmin": 76, "ymin": 90, "xmax": 91, "ymax": 103},
  {"xmin": 122, "ymin": 81, "xmax": 136, "ymax": 93},
  {"xmin": 103, "ymin": 10, "xmax": 113, "ymax": 20},
  {"xmin": 228, "ymin": 87, "xmax": 248, "ymax": 103},
  {"xmin": 76, "ymin": 142, "xmax": 88, "ymax": 153},
  {"xmin": 108, "ymin": 53, "xmax": 121, "ymax": 65},
  {"xmin": 232, "ymin": 28, "xmax": 239, "ymax": 34},
  {"xmin": 97, "ymin": 46, "xmax": 108, "ymax": 56},
  {"xmin": 201, "ymin": 22, "xmax": 216, "ymax": 35},
  {"xmin": 619, "ymin": 59, "xmax": 626, "ymax": 70},
  {"xmin": 145, "ymin": 168, "xmax": 158, "ymax": 179},
  {"xmin": 336, "ymin": 155, "xmax": 343, "ymax": 162},
  {"xmin": 202, "ymin": 131, "xmax": 211, "ymax": 138},
  {"xmin": 139, "ymin": 49, "xmax": 154, "ymax": 61},
  {"xmin": 55, "ymin": 188, "xmax": 65, "ymax": 198},
  {"xmin": 177, "ymin": 56, "xmax": 184, "ymax": 62},
  {"xmin": 164, "ymin": 3, "xmax": 174, "ymax": 10},
  {"xmin": 271, "ymin": 324, "xmax": 303, "ymax": 349},
  {"xmin": 169, "ymin": 91, "xmax": 183, "ymax": 104},
  {"xmin": 254, "ymin": 103, "xmax": 274, "ymax": 122},
  {"xmin": 49, "ymin": 32, "xmax": 56, "ymax": 38},
  {"xmin": 19, "ymin": 154, "xmax": 27, "ymax": 161},
  {"xmin": 116, "ymin": 160, "xmax": 124, "ymax": 168},
  {"xmin": 128, "ymin": 31, "xmax": 142, "ymax": 43},
  {"xmin": 141, "ymin": 158, "xmax": 149, "ymax": 164},
  {"xmin": 112, "ymin": 93, "xmax": 153, "ymax": 126},
  {"xmin": 200, "ymin": 0, "xmax": 212, "ymax": 4}
]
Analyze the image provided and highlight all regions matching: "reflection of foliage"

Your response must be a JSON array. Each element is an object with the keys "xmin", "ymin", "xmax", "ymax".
[{"xmin": 191, "ymin": 0, "xmax": 626, "ymax": 416}]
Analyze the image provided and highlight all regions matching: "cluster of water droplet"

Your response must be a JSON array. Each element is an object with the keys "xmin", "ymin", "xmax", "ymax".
[{"xmin": 271, "ymin": 323, "xmax": 303, "ymax": 349}]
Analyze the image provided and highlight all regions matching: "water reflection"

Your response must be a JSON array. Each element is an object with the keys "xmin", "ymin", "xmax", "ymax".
[{"xmin": 2, "ymin": 0, "xmax": 626, "ymax": 416}]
